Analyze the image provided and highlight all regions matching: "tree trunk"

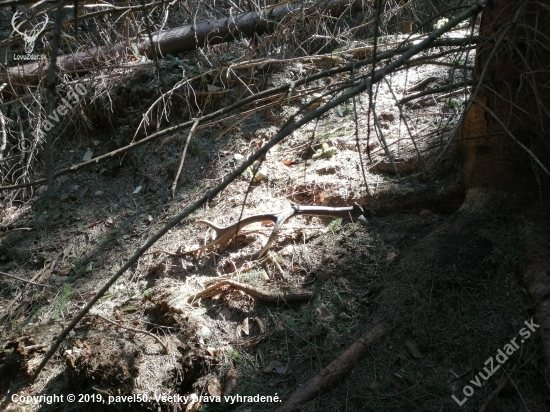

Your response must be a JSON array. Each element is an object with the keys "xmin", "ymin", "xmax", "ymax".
[
  {"xmin": 458, "ymin": 0, "xmax": 550, "ymax": 378},
  {"xmin": 458, "ymin": 0, "xmax": 550, "ymax": 198}
]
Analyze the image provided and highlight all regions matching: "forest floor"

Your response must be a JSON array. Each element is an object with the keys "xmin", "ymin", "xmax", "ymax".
[{"xmin": 0, "ymin": 12, "xmax": 548, "ymax": 412}]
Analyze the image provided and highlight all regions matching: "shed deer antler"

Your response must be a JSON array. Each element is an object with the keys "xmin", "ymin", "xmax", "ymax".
[
  {"xmin": 12, "ymin": 11, "xmax": 49, "ymax": 54},
  {"xmin": 192, "ymin": 204, "xmax": 370, "ymax": 258}
]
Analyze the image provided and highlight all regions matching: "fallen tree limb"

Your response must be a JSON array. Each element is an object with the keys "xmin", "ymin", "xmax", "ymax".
[
  {"xmin": 0, "ymin": 270, "xmax": 51, "ymax": 288},
  {"xmin": 400, "ymin": 80, "xmax": 479, "ymax": 104},
  {"xmin": 276, "ymin": 321, "xmax": 391, "ymax": 412},
  {"xmin": 193, "ymin": 203, "xmax": 370, "ymax": 258},
  {"xmin": 188, "ymin": 280, "xmax": 313, "ymax": 303},
  {"xmin": 3, "ymin": 0, "xmax": 370, "ymax": 87}
]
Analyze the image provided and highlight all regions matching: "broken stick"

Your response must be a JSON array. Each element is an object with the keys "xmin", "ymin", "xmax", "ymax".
[{"xmin": 276, "ymin": 321, "xmax": 391, "ymax": 412}]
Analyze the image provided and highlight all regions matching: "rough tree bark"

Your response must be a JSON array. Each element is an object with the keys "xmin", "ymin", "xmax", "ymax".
[{"xmin": 458, "ymin": 0, "xmax": 550, "ymax": 377}]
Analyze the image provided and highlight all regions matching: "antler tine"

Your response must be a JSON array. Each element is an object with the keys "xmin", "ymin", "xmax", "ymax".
[
  {"xmin": 194, "ymin": 213, "xmax": 279, "ymax": 252},
  {"xmin": 190, "ymin": 205, "xmax": 369, "ymax": 257},
  {"xmin": 34, "ymin": 13, "xmax": 49, "ymax": 33},
  {"xmin": 11, "ymin": 12, "xmax": 49, "ymax": 37},
  {"xmin": 26, "ymin": 14, "xmax": 49, "ymax": 40},
  {"xmin": 194, "ymin": 219, "xmax": 226, "ymax": 237},
  {"xmin": 257, "ymin": 209, "xmax": 295, "ymax": 258},
  {"xmin": 11, "ymin": 11, "xmax": 25, "ymax": 36}
]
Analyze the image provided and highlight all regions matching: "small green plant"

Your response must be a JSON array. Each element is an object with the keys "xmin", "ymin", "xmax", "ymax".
[
  {"xmin": 298, "ymin": 305, "xmax": 316, "ymax": 324},
  {"xmin": 284, "ymin": 316, "xmax": 297, "ymax": 329},
  {"xmin": 122, "ymin": 305, "xmax": 140, "ymax": 313},
  {"xmin": 336, "ymin": 105, "xmax": 353, "ymax": 117},
  {"xmin": 229, "ymin": 348, "xmax": 243, "ymax": 363},
  {"xmin": 327, "ymin": 218, "xmax": 343, "ymax": 232},
  {"xmin": 52, "ymin": 284, "xmax": 73, "ymax": 319},
  {"xmin": 188, "ymin": 139, "xmax": 201, "ymax": 156},
  {"xmin": 166, "ymin": 54, "xmax": 183, "ymax": 68},
  {"xmin": 336, "ymin": 319, "xmax": 349, "ymax": 333},
  {"xmin": 142, "ymin": 289, "xmax": 154, "ymax": 299},
  {"xmin": 444, "ymin": 98, "xmax": 462, "ymax": 110},
  {"xmin": 455, "ymin": 58, "xmax": 467, "ymax": 66},
  {"xmin": 312, "ymin": 143, "xmax": 337, "ymax": 159}
]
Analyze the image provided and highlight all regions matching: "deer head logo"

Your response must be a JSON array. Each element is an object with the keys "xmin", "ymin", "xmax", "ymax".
[{"xmin": 11, "ymin": 11, "xmax": 49, "ymax": 55}]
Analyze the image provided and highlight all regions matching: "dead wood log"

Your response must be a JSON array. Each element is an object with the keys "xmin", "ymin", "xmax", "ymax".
[
  {"xmin": 192, "ymin": 203, "xmax": 369, "ymax": 258},
  {"xmin": 276, "ymin": 321, "xmax": 391, "ymax": 412},
  {"xmin": 3, "ymin": 0, "xmax": 370, "ymax": 87}
]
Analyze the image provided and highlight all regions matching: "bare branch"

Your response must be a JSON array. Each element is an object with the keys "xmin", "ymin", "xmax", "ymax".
[{"xmin": 0, "ymin": 271, "xmax": 51, "ymax": 288}]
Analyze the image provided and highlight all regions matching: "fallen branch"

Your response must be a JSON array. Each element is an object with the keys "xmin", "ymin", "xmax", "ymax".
[
  {"xmin": 399, "ymin": 80, "xmax": 478, "ymax": 104},
  {"xmin": 188, "ymin": 279, "xmax": 313, "ymax": 303},
  {"xmin": 276, "ymin": 321, "xmax": 391, "ymax": 412},
  {"xmin": 95, "ymin": 314, "xmax": 169, "ymax": 355},
  {"xmin": 194, "ymin": 203, "xmax": 370, "ymax": 258},
  {"xmin": 0, "ymin": 227, "xmax": 33, "ymax": 237},
  {"xmin": 3, "ymin": 0, "xmax": 370, "ymax": 86},
  {"xmin": 0, "ymin": 271, "xmax": 51, "ymax": 288},
  {"xmin": 171, "ymin": 119, "xmax": 199, "ymax": 198}
]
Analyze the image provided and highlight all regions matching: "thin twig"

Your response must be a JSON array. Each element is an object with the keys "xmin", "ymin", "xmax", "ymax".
[
  {"xmin": 399, "ymin": 80, "xmax": 478, "ymax": 104},
  {"xmin": 171, "ymin": 119, "xmax": 199, "ymax": 198},
  {"xmin": 383, "ymin": 77, "xmax": 425, "ymax": 169},
  {"xmin": 478, "ymin": 367, "xmax": 515, "ymax": 412},
  {"xmin": 267, "ymin": 251, "xmax": 287, "ymax": 281},
  {"xmin": 204, "ymin": 258, "xmax": 268, "ymax": 285},
  {"xmin": 0, "ymin": 271, "xmax": 51, "ymax": 288},
  {"xmin": 0, "ymin": 110, "xmax": 6, "ymax": 162}
]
